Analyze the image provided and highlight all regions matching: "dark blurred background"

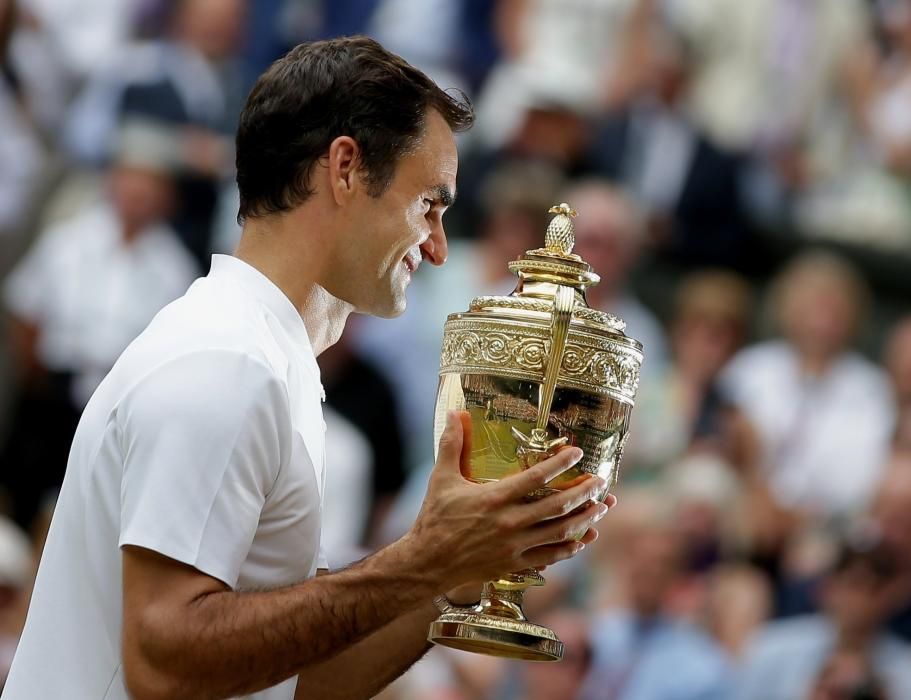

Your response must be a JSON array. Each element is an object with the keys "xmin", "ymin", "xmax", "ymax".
[{"xmin": 3, "ymin": 0, "xmax": 911, "ymax": 697}]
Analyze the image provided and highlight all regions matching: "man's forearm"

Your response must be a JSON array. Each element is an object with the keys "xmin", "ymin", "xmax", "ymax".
[
  {"xmin": 294, "ymin": 600, "xmax": 438, "ymax": 700},
  {"xmin": 127, "ymin": 537, "xmax": 437, "ymax": 700}
]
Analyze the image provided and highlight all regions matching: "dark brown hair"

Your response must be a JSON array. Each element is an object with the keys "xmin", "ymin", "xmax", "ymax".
[{"xmin": 235, "ymin": 36, "xmax": 473, "ymax": 222}]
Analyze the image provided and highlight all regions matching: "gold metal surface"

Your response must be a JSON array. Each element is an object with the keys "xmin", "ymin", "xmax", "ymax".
[{"xmin": 427, "ymin": 203, "xmax": 643, "ymax": 661}]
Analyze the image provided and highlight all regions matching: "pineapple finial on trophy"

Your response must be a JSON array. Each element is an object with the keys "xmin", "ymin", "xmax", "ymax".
[{"xmin": 545, "ymin": 203, "xmax": 578, "ymax": 256}]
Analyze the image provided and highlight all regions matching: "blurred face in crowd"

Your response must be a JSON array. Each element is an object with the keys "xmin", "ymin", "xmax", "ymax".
[
  {"xmin": 622, "ymin": 529, "xmax": 683, "ymax": 617},
  {"xmin": 175, "ymin": 0, "xmax": 246, "ymax": 60},
  {"xmin": 569, "ymin": 185, "xmax": 639, "ymax": 298},
  {"xmin": 510, "ymin": 108, "xmax": 589, "ymax": 165},
  {"xmin": 673, "ymin": 312, "xmax": 744, "ymax": 385},
  {"xmin": 522, "ymin": 611, "xmax": 592, "ymax": 700},
  {"xmin": 482, "ymin": 209, "xmax": 543, "ymax": 265},
  {"xmin": 109, "ymin": 165, "xmax": 176, "ymax": 238},
  {"xmin": 778, "ymin": 267, "xmax": 859, "ymax": 363},
  {"xmin": 822, "ymin": 559, "xmax": 895, "ymax": 638},
  {"xmin": 324, "ymin": 109, "xmax": 457, "ymax": 318}
]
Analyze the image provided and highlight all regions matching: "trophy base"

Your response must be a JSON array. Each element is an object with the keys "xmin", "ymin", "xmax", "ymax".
[{"xmin": 428, "ymin": 610, "xmax": 564, "ymax": 662}]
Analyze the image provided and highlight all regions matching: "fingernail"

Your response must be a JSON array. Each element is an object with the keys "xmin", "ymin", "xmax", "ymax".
[
  {"xmin": 567, "ymin": 447, "xmax": 583, "ymax": 465},
  {"xmin": 573, "ymin": 542, "xmax": 585, "ymax": 553},
  {"xmin": 594, "ymin": 503, "xmax": 610, "ymax": 522}
]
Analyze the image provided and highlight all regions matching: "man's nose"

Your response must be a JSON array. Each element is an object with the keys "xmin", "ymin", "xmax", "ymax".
[{"xmin": 420, "ymin": 223, "xmax": 448, "ymax": 266}]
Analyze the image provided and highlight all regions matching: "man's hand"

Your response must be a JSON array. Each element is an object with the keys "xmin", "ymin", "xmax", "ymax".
[{"xmin": 404, "ymin": 410, "xmax": 611, "ymax": 590}]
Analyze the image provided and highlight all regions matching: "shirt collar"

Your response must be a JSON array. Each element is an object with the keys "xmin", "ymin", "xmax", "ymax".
[{"xmin": 208, "ymin": 254, "xmax": 321, "ymax": 386}]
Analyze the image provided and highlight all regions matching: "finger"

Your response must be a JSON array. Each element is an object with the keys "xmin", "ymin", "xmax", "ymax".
[
  {"xmin": 515, "ymin": 475, "xmax": 607, "ymax": 525},
  {"xmin": 603, "ymin": 493, "xmax": 617, "ymax": 508},
  {"xmin": 434, "ymin": 410, "xmax": 464, "ymax": 476},
  {"xmin": 579, "ymin": 527, "xmax": 599, "ymax": 546},
  {"xmin": 518, "ymin": 541, "xmax": 586, "ymax": 570},
  {"xmin": 524, "ymin": 500, "xmax": 608, "ymax": 548},
  {"xmin": 495, "ymin": 446, "xmax": 583, "ymax": 501}
]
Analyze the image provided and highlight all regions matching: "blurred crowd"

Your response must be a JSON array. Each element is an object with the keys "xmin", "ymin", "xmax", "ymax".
[{"xmin": 3, "ymin": 0, "xmax": 911, "ymax": 698}]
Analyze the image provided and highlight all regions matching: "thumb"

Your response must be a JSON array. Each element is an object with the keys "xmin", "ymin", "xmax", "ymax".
[{"xmin": 435, "ymin": 410, "xmax": 466, "ymax": 475}]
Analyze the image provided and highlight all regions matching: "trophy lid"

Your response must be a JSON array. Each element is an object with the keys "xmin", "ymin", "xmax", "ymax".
[{"xmin": 467, "ymin": 203, "xmax": 632, "ymax": 339}]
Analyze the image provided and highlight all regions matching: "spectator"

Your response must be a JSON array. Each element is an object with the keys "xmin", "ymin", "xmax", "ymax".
[
  {"xmin": 721, "ymin": 251, "xmax": 895, "ymax": 519},
  {"xmin": 64, "ymin": 0, "xmax": 248, "ymax": 266},
  {"xmin": 0, "ymin": 123, "xmax": 197, "ymax": 527},
  {"xmin": 16, "ymin": 0, "xmax": 142, "ymax": 81},
  {"xmin": 737, "ymin": 539, "xmax": 911, "ymax": 700},
  {"xmin": 591, "ymin": 5, "xmax": 748, "ymax": 263},
  {"xmin": 471, "ymin": 0, "xmax": 631, "ymax": 153},
  {"xmin": 675, "ymin": 0, "xmax": 873, "ymax": 194},
  {"xmin": 629, "ymin": 269, "xmax": 752, "ymax": 475},
  {"xmin": 579, "ymin": 519, "xmax": 734, "ymax": 700}
]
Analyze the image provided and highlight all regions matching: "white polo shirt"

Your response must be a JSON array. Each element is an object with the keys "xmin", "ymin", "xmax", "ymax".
[{"xmin": 3, "ymin": 255, "xmax": 328, "ymax": 700}]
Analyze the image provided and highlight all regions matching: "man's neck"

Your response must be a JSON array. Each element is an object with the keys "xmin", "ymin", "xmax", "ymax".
[{"xmin": 235, "ymin": 215, "xmax": 353, "ymax": 356}]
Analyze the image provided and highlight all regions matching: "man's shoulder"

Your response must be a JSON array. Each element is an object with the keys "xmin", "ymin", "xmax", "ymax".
[
  {"xmin": 139, "ymin": 276, "xmax": 275, "ymax": 355},
  {"xmin": 109, "ymin": 281, "xmax": 287, "ymax": 401}
]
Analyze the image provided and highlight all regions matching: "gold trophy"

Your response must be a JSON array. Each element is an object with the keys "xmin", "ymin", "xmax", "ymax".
[{"xmin": 427, "ymin": 203, "xmax": 643, "ymax": 661}]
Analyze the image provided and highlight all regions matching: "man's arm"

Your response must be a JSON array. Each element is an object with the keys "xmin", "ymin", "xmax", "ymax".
[
  {"xmin": 293, "ymin": 594, "xmax": 440, "ymax": 700},
  {"xmin": 123, "ymin": 412, "xmax": 609, "ymax": 700},
  {"xmin": 294, "ymin": 516, "xmax": 607, "ymax": 700}
]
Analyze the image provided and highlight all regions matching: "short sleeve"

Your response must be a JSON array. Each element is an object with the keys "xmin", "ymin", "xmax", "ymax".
[{"xmin": 118, "ymin": 351, "xmax": 290, "ymax": 588}]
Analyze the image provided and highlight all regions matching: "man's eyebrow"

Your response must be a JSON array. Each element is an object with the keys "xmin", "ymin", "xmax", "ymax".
[{"xmin": 431, "ymin": 185, "xmax": 456, "ymax": 208}]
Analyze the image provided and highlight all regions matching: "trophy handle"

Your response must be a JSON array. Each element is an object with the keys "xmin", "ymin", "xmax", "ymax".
[{"xmin": 510, "ymin": 284, "xmax": 575, "ymax": 460}]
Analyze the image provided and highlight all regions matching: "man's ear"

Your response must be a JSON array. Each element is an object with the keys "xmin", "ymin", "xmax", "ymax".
[{"xmin": 327, "ymin": 136, "xmax": 361, "ymax": 206}]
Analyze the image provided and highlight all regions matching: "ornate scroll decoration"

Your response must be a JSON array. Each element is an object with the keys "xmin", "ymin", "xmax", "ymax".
[{"xmin": 440, "ymin": 319, "xmax": 642, "ymax": 404}]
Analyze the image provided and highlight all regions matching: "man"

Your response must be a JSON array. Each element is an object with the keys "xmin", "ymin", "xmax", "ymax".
[{"xmin": 2, "ymin": 36, "xmax": 610, "ymax": 699}]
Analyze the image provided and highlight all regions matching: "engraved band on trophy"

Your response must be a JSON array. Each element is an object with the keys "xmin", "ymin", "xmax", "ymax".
[{"xmin": 426, "ymin": 203, "xmax": 644, "ymax": 662}]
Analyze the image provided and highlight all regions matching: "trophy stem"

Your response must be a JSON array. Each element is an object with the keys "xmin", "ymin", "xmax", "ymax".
[{"xmin": 428, "ymin": 570, "xmax": 563, "ymax": 661}]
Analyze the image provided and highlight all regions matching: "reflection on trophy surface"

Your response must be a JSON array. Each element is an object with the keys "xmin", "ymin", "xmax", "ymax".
[{"xmin": 427, "ymin": 203, "xmax": 644, "ymax": 662}]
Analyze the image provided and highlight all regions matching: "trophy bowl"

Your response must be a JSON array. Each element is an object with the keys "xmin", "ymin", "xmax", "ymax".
[{"xmin": 427, "ymin": 204, "xmax": 643, "ymax": 661}]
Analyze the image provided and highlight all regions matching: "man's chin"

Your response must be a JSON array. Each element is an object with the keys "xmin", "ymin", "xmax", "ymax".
[{"xmin": 358, "ymin": 294, "xmax": 407, "ymax": 319}]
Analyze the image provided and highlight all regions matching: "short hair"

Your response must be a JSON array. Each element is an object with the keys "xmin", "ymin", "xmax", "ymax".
[{"xmin": 235, "ymin": 36, "xmax": 474, "ymax": 222}]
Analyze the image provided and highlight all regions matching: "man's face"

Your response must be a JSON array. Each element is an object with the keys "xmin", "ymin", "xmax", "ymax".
[{"xmin": 331, "ymin": 110, "xmax": 457, "ymax": 318}]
